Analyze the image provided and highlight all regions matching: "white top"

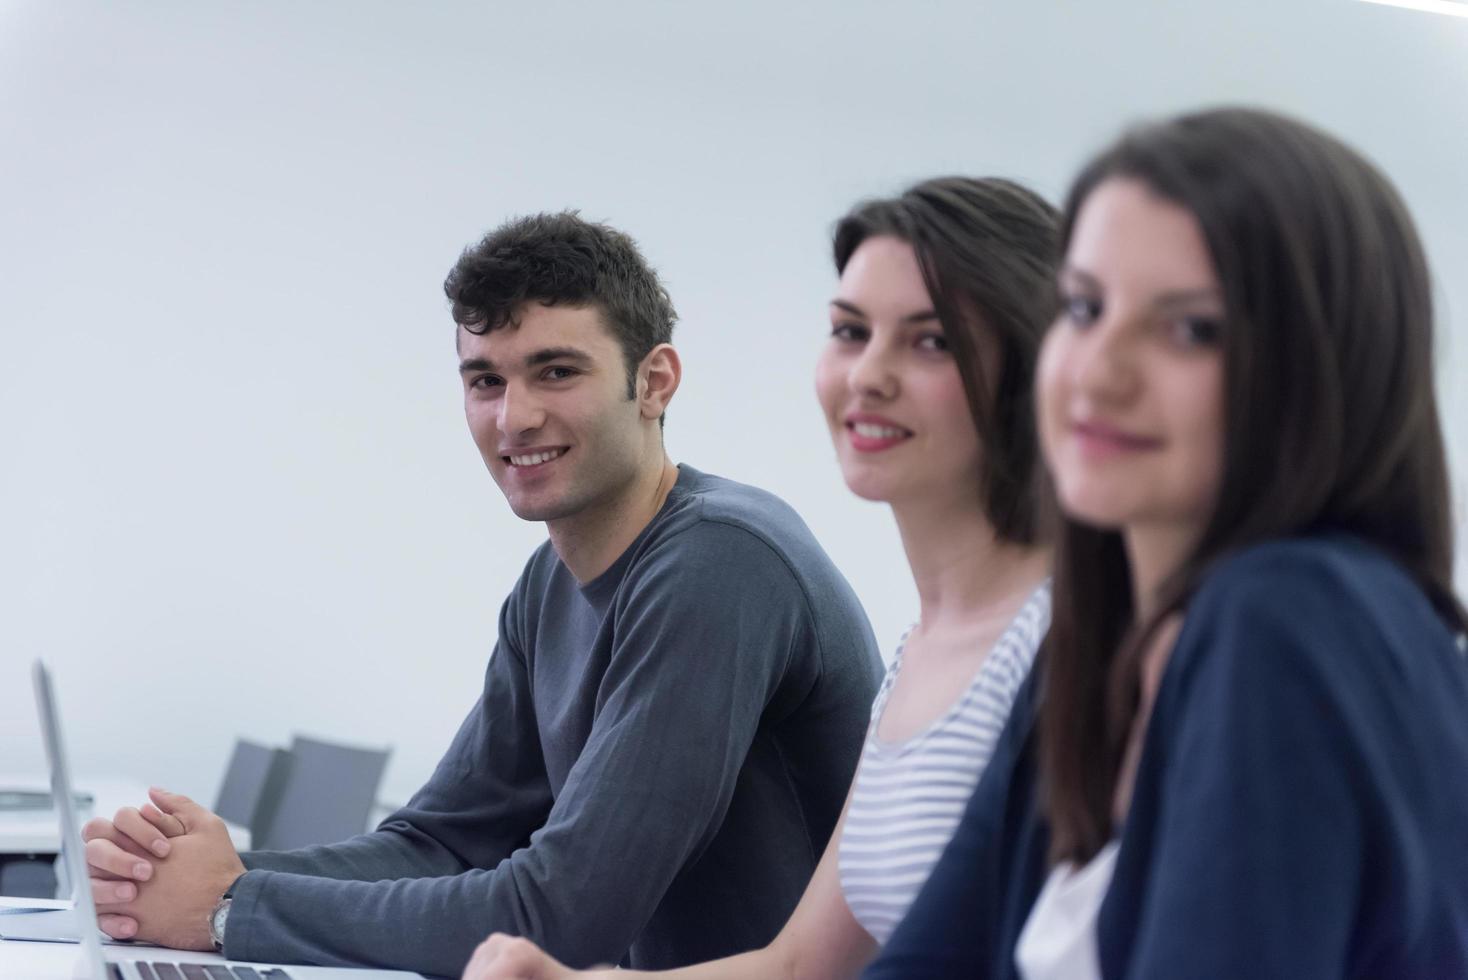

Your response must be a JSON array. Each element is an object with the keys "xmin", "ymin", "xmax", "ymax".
[
  {"xmin": 837, "ymin": 583, "xmax": 1050, "ymax": 945},
  {"xmin": 1015, "ymin": 840, "xmax": 1121, "ymax": 980}
]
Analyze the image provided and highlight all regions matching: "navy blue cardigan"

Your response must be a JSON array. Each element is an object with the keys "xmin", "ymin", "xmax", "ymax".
[{"xmin": 864, "ymin": 535, "xmax": 1468, "ymax": 978}]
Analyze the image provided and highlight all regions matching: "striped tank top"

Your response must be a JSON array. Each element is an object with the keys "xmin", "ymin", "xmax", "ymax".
[{"xmin": 838, "ymin": 582, "xmax": 1051, "ymax": 945}]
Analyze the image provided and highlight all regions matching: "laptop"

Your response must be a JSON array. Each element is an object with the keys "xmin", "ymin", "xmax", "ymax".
[{"xmin": 17, "ymin": 659, "xmax": 427, "ymax": 980}]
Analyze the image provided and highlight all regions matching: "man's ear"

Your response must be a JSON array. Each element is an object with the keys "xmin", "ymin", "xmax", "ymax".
[{"xmin": 638, "ymin": 343, "xmax": 681, "ymax": 421}]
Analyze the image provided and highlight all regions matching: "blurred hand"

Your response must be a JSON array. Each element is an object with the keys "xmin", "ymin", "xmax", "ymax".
[
  {"xmin": 462, "ymin": 934, "xmax": 582, "ymax": 980},
  {"xmin": 90, "ymin": 788, "xmax": 245, "ymax": 950}
]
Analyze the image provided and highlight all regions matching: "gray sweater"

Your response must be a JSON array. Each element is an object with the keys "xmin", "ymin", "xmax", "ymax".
[{"xmin": 226, "ymin": 465, "xmax": 882, "ymax": 977}]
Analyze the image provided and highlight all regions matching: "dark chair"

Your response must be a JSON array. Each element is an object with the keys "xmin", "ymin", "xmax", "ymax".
[
  {"xmin": 253, "ymin": 735, "xmax": 390, "ymax": 852},
  {"xmin": 213, "ymin": 739, "xmax": 292, "ymax": 848},
  {"xmin": 0, "ymin": 856, "xmax": 58, "ymax": 898}
]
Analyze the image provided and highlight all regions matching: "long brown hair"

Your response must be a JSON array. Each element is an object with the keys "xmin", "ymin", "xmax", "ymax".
[
  {"xmin": 1039, "ymin": 107, "xmax": 1467, "ymax": 863},
  {"xmin": 833, "ymin": 177, "xmax": 1060, "ymax": 544}
]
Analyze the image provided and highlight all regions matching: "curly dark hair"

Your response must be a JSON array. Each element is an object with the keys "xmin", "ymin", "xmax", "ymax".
[{"xmin": 443, "ymin": 211, "xmax": 678, "ymax": 398}]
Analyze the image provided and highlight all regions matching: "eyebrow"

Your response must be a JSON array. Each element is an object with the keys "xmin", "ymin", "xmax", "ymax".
[
  {"xmin": 829, "ymin": 299, "xmax": 940, "ymax": 325},
  {"xmin": 525, "ymin": 346, "xmax": 595, "ymax": 367},
  {"xmin": 1059, "ymin": 265, "xmax": 1223, "ymax": 310},
  {"xmin": 1153, "ymin": 288, "xmax": 1224, "ymax": 311},
  {"xmin": 458, "ymin": 346, "xmax": 596, "ymax": 374}
]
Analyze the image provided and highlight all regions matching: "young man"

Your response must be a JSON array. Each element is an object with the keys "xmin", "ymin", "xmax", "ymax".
[{"xmin": 79, "ymin": 212, "xmax": 883, "ymax": 978}]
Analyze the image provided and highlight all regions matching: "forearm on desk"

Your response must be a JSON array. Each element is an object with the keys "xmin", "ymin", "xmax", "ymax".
[
  {"xmin": 223, "ymin": 678, "xmax": 798, "ymax": 974},
  {"xmin": 225, "ymin": 846, "xmax": 616, "ymax": 978},
  {"xmin": 226, "ymin": 867, "xmax": 484, "ymax": 975},
  {"xmin": 240, "ymin": 820, "xmax": 469, "ymax": 882}
]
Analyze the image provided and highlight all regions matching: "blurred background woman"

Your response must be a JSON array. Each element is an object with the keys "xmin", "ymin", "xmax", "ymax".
[
  {"xmin": 462, "ymin": 177, "xmax": 1060, "ymax": 980},
  {"xmin": 867, "ymin": 107, "xmax": 1468, "ymax": 979}
]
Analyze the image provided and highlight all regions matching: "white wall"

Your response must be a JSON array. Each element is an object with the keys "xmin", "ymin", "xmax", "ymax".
[{"xmin": 2, "ymin": 0, "xmax": 1464, "ymax": 809}]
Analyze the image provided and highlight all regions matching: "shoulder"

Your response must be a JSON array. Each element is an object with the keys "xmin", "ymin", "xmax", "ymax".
[
  {"xmin": 617, "ymin": 467, "xmax": 877, "ymax": 675},
  {"xmin": 1184, "ymin": 535, "xmax": 1437, "ymax": 654},
  {"xmin": 636, "ymin": 465, "xmax": 839, "ymax": 594},
  {"xmin": 665, "ymin": 465, "xmax": 814, "ymax": 545},
  {"xmin": 1195, "ymin": 534, "xmax": 1409, "ymax": 609},
  {"xmin": 1167, "ymin": 533, "xmax": 1459, "ymax": 709},
  {"xmin": 645, "ymin": 515, "xmax": 796, "ymax": 577}
]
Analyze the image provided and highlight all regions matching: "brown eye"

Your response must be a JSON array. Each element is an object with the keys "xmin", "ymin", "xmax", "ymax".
[
  {"xmin": 831, "ymin": 323, "xmax": 869, "ymax": 343},
  {"xmin": 1169, "ymin": 317, "xmax": 1223, "ymax": 348}
]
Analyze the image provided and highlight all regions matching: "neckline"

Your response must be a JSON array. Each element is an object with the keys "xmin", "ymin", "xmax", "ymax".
[
  {"xmin": 577, "ymin": 463, "xmax": 694, "ymax": 602},
  {"xmin": 868, "ymin": 579, "xmax": 1050, "ymax": 755}
]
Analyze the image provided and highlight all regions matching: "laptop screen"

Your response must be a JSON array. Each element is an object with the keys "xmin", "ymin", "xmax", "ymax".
[{"xmin": 32, "ymin": 659, "xmax": 112, "ymax": 980}]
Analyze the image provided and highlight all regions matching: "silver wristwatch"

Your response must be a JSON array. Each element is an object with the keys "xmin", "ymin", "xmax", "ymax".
[{"xmin": 208, "ymin": 896, "xmax": 232, "ymax": 952}]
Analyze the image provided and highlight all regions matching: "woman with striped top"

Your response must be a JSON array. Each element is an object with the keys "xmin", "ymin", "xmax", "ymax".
[
  {"xmin": 865, "ymin": 109, "xmax": 1468, "ymax": 979},
  {"xmin": 462, "ymin": 176, "xmax": 1061, "ymax": 980}
]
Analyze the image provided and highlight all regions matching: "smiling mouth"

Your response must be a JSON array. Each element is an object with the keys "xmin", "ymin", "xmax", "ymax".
[
  {"xmin": 849, "ymin": 422, "xmax": 911, "ymax": 440},
  {"xmin": 845, "ymin": 420, "xmax": 913, "ymax": 451},
  {"xmin": 503, "ymin": 448, "xmax": 568, "ymax": 467},
  {"xmin": 1071, "ymin": 423, "xmax": 1161, "ymax": 452}
]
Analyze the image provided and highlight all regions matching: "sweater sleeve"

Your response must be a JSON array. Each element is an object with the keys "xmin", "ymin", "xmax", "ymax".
[
  {"xmin": 225, "ymin": 591, "xmax": 555, "ymax": 973},
  {"xmin": 237, "ymin": 640, "xmax": 549, "ymax": 884},
  {"xmin": 1113, "ymin": 554, "xmax": 1386, "ymax": 978},
  {"xmin": 226, "ymin": 521, "xmax": 809, "ymax": 978}
]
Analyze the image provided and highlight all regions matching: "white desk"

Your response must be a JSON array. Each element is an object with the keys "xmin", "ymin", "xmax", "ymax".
[
  {"xmin": 0, "ymin": 896, "xmax": 238, "ymax": 977},
  {"xmin": 0, "ymin": 894, "xmax": 228, "ymax": 978},
  {"xmin": 0, "ymin": 898, "xmax": 426, "ymax": 978},
  {"xmin": 0, "ymin": 783, "xmax": 424, "ymax": 977},
  {"xmin": 0, "ymin": 775, "xmax": 251, "ymax": 856}
]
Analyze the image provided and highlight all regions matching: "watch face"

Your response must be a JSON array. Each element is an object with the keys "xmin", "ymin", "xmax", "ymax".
[{"xmin": 211, "ymin": 899, "xmax": 230, "ymax": 947}]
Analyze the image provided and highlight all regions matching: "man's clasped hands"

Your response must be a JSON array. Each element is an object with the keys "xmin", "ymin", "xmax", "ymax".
[{"xmin": 80, "ymin": 787, "xmax": 247, "ymax": 951}]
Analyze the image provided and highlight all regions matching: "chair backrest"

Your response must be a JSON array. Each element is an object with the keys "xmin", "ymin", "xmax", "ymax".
[
  {"xmin": 213, "ymin": 738, "xmax": 292, "ymax": 846},
  {"xmin": 254, "ymin": 734, "xmax": 390, "ymax": 851},
  {"xmin": 0, "ymin": 856, "xmax": 59, "ymax": 899}
]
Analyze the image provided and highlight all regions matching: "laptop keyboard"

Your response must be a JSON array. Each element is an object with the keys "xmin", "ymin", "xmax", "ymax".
[{"xmin": 107, "ymin": 963, "xmax": 295, "ymax": 980}]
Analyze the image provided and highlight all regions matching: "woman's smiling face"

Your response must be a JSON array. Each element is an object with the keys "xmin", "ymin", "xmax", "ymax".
[
  {"xmin": 815, "ymin": 235, "xmax": 989, "ymax": 507},
  {"xmin": 1037, "ymin": 177, "xmax": 1226, "ymax": 541}
]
